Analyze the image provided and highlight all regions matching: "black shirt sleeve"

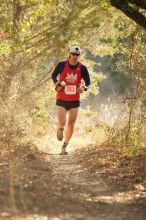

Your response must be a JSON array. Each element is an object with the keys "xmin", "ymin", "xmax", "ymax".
[
  {"xmin": 51, "ymin": 61, "xmax": 66, "ymax": 84},
  {"xmin": 81, "ymin": 64, "xmax": 91, "ymax": 90}
]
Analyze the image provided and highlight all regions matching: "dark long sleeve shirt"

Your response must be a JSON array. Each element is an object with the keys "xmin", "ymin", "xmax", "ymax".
[{"xmin": 51, "ymin": 61, "xmax": 90, "ymax": 90}]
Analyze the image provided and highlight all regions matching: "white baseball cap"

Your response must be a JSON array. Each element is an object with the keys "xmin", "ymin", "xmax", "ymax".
[{"xmin": 69, "ymin": 46, "xmax": 81, "ymax": 54}]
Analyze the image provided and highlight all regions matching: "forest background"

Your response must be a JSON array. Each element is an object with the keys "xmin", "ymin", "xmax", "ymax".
[{"xmin": 0, "ymin": 0, "xmax": 146, "ymax": 157}]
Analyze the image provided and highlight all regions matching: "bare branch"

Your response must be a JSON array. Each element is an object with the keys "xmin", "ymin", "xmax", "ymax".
[
  {"xmin": 129, "ymin": 0, "xmax": 146, "ymax": 10},
  {"xmin": 17, "ymin": 65, "xmax": 55, "ymax": 103},
  {"xmin": 110, "ymin": 0, "xmax": 146, "ymax": 29}
]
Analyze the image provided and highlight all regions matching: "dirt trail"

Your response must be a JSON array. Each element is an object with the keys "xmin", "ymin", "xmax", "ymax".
[{"xmin": 0, "ymin": 146, "xmax": 146, "ymax": 220}]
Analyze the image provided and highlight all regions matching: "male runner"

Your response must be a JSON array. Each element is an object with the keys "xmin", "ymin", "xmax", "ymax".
[{"xmin": 52, "ymin": 46, "xmax": 90, "ymax": 155}]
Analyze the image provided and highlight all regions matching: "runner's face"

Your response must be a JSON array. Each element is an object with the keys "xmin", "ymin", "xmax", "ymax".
[{"xmin": 69, "ymin": 52, "xmax": 80, "ymax": 64}]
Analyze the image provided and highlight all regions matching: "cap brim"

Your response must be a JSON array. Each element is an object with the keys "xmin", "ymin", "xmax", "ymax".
[{"xmin": 70, "ymin": 51, "xmax": 80, "ymax": 54}]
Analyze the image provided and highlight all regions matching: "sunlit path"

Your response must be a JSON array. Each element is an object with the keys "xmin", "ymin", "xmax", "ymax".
[{"xmin": 0, "ymin": 141, "xmax": 146, "ymax": 220}]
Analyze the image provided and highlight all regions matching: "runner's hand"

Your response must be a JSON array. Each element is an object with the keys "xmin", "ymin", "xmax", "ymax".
[
  {"xmin": 55, "ymin": 81, "xmax": 66, "ymax": 92},
  {"xmin": 76, "ymin": 86, "xmax": 84, "ymax": 93},
  {"xmin": 55, "ymin": 82, "xmax": 63, "ymax": 92}
]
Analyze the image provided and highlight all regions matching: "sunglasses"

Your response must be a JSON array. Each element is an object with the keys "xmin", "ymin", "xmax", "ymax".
[{"xmin": 71, "ymin": 53, "xmax": 80, "ymax": 56}]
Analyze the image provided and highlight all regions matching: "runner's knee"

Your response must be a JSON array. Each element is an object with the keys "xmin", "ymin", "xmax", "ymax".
[
  {"xmin": 67, "ymin": 118, "xmax": 76, "ymax": 126},
  {"xmin": 58, "ymin": 118, "xmax": 66, "ymax": 127}
]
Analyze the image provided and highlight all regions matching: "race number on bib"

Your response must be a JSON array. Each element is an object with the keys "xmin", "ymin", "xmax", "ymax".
[{"xmin": 65, "ymin": 85, "xmax": 76, "ymax": 95}]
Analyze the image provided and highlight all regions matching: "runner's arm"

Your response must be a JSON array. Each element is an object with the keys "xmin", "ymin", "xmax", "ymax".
[
  {"xmin": 81, "ymin": 65, "xmax": 91, "ymax": 91},
  {"xmin": 51, "ymin": 62, "xmax": 65, "ymax": 84},
  {"xmin": 51, "ymin": 63, "xmax": 61, "ymax": 84}
]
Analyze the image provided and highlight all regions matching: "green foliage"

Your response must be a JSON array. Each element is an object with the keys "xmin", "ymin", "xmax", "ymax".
[
  {"xmin": 113, "ymin": 119, "xmax": 143, "ymax": 156},
  {"xmin": 100, "ymin": 0, "xmax": 110, "ymax": 9}
]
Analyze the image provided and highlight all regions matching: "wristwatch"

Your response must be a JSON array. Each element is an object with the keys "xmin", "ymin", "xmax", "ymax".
[{"xmin": 82, "ymin": 86, "xmax": 88, "ymax": 91}]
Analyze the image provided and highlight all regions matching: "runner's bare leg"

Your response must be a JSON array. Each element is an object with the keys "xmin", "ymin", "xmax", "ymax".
[
  {"xmin": 64, "ymin": 107, "xmax": 79, "ymax": 144},
  {"xmin": 56, "ymin": 106, "xmax": 67, "ymax": 128}
]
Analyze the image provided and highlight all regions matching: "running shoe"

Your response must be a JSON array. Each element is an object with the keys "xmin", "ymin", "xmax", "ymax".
[{"xmin": 60, "ymin": 146, "xmax": 68, "ymax": 155}]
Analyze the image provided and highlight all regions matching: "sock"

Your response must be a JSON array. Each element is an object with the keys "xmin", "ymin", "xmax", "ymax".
[
  {"xmin": 62, "ymin": 142, "xmax": 68, "ymax": 148},
  {"xmin": 59, "ymin": 127, "xmax": 64, "ymax": 130}
]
